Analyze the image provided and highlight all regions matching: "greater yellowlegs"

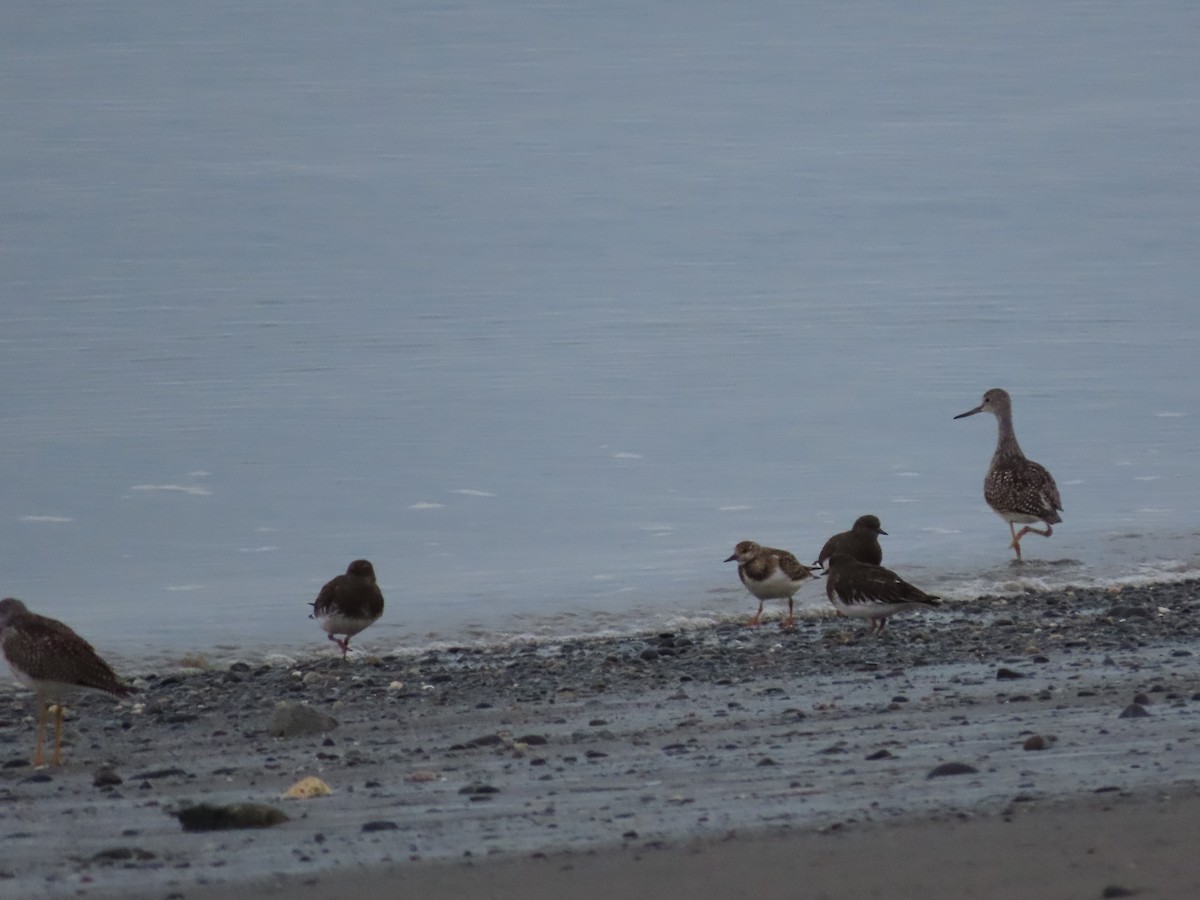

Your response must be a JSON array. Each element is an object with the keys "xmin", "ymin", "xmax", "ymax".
[
  {"xmin": 724, "ymin": 540, "xmax": 818, "ymax": 630},
  {"xmin": 310, "ymin": 559, "xmax": 385, "ymax": 658},
  {"xmin": 0, "ymin": 597, "xmax": 135, "ymax": 766},
  {"xmin": 816, "ymin": 514, "xmax": 886, "ymax": 568},
  {"xmin": 822, "ymin": 554, "xmax": 941, "ymax": 634},
  {"xmin": 954, "ymin": 388, "xmax": 1063, "ymax": 560}
]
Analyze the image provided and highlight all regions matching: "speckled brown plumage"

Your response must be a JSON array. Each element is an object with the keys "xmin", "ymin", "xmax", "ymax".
[
  {"xmin": 310, "ymin": 559, "xmax": 385, "ymax": 658},
  {"xmin": 724, "ymin": 540, "xmax": 818, "ymax": 629},
  {"xmin": 0, "ymin": 597, "xmax": 134, "ymax": 766},
  {"xmin": 955, "ymin": 388, "xmax": 1063, "ymax": 559},
  {"xmin": 823, "ymin": 554, "xmax": 940, "ymax": 635},
  {"xmin": 816, "ymin": 514, "xmax": 887, "ymax": 568}
]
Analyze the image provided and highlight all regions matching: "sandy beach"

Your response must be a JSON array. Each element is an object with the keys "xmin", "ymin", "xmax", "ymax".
[{"xmin": 2, "ymin": 579, "xmax": 1199, "ymax": 899}]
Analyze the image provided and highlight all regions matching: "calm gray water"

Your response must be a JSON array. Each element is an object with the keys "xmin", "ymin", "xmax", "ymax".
[{"xmin": 2, "ymin": 2, "xmax": 1199, "ymax": 663}]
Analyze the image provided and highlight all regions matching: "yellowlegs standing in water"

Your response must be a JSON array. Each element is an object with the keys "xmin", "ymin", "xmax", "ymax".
[
  {"xmin": 954, "ymin": 388, "xmax": 1063, "ymax": 560},
  {"xmin": 816, "ymin": 514, "xmax": 887, "ymax": 568},
  {"xmin": 0, "ymin": 598, "xmax": 136, "ymax": 766},
  {"xmin": 310, "ymin": 559, "xmax": 385, "ymax": 658},
  {"xmin": 822, "ymin": 554, "xmax": 941, "ymax": 634},
  {"xmin": 724, "ymin": 540, "xmax": 819, "ymax": 629}
]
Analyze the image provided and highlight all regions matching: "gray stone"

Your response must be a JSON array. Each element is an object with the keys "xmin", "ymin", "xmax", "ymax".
[{"xmin": 268, "ymin": 702, "xmax": 338, "ymax": 737}]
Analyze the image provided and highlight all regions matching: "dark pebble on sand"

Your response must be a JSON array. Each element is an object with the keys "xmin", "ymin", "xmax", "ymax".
[
  {"xmin": 640, "ymin": 648, "xmax": 660, "ymax": 662},
  {"xmin": 1023, "ymin": 735, "xmax": 1049, "ymax": 751},
  {"xmin": 517, "ymin": 734, "xmax": 548, "ymax": 746},
  {"xmin": 361, "ymin": 821, "xmax": 399, "ymax": 833},
  {"xmin": 2, "ymin": 758, "xmax": 29, "ymax": 769},
  {"xmin": 176, "ymin": 803, "xmax": 288, "ymax": 832},
  {"xmin": 1132, "ymin": 693, "xmax": 1152, "ymax": 705},
  {"xmin": 459, "ymin": 783, "xmax": 499, "ymax": 795},
  {"xmin": 465, "ymin": 733, "xmax": 505, "ymax": 748},
  {"xmin": 92, "ymin": 847, "xmax": 155, "ymax": 863},
  {"xmin": 865, "ymin": 749, "xmax": 894, "ymax": 760},
  {"xmin": 93, "ymin": 766, "xmax": 124, "ymax": 787},
  {"xmin": 1118, "ymin": 704, "xmax": 1150, "ymax": 719},
  {"xmin": 1101, "ymin": 886, "xmax": 1139, "ymax": 898},
  {"xmin": 996, "ymin": 668, "xmax": 1026, "ymax": 680},
  {"xmin": 133, "ymin": 767, "xmax": 188, "ymax": 780},
  {"xmin": 927, "ymin": 762, "xmax": 979, "ymax": 778}
]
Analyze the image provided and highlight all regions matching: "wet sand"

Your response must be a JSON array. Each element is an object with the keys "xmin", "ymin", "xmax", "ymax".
[{"xmin": 1, "ymin": 580, "xmax": 1198, "ymax": 899}]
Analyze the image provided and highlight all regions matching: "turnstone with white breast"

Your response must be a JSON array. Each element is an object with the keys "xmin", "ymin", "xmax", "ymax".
[
  {"xmin": 954, "ymin": 388, "xmax": 1063, "ymax": 560},
  {"xmin": 724, "ymin": 540, "xmax": 819, "ymax": 630},
  {"xmin": 310, "ymin": 559, "xmax": 385, "ymax": 658},
  {"xmin": 823, "ymin": 554, "xmax": 940, "ymax": 635},
  {"xmin": 0, "ymin": 597, "xmax": 136, "ymax": 766},
  {"xmin": 816, "ymin": 514, "xmax": 887, "ymax": 568}
]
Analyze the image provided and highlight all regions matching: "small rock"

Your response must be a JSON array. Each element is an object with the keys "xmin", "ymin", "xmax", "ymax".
[
  {"xmin": 1023, "ymin": 735, "xmax": 1049, "ymax": 751},
  {"xmin": 93, "ymin": 766, "xmax": 124, "ymax": 787},
  {"xmin": 92, "ymin": 847, "xmax": 155, "ymax": 863},
  {"xmin": 176, "ymin": 803, "xmax": 289, "ymax": 832},
  {"xmin": 756, "ymin": 757, "xmax": 776, "ymax": 766},
  {"xmin": 865, "ymin": 749, "xmax": 894, "ymax": 760},
  {"xmin": 1118, "ymin": 704, "xmax": 1150, "ymax": 719},
  {"xmin": 132, "ymin": 767, "xmax": 188, "ymax": 780},
  {"xmin": 268, "ymin": 702, "xmax": 338, "ymax": 738},
  {"xmin": 1101, "ymin": 886, "xmax": 1139, "ymax": 898},
  {"xmin": 927, "ymin": 762, "xmax": 979, "ymax": 778},
  {"xmin": 459, "ymin": 783, "xmax": 499, "ymax": 796},
  {"xmin": 361, "ymin": 820, "xmax": 399, "ymax": 833},
  {"xmin": 996, "ymin": 668, "xmax": 1026, "ymax": 680},
  {"xmin": 1132, "ymin": 693, "xmax": 1152, "ymax": 706}
]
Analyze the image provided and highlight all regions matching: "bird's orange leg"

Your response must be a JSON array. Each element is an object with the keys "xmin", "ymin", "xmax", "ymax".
[
  {"xmin": 52, "ymin": 704, "xmax": 65, "ymax": 766},
  {"xmin": 746, "ymin": 601, "xmax": 764, "ymax": 627},
  {"xmin": 780, "ymin": 599, "xmax": 796, "ymax": 630},
  {"xmin": 1009, "ymin": 522, "xmax": 1023, "ymax": 560},
  {"xmin": 1014, "ymin": 524, "xmax": 1053, "ymax": 541},
  {"xmin": 34, "ymin": 702, "xmax": 49, "ymax": 767}
]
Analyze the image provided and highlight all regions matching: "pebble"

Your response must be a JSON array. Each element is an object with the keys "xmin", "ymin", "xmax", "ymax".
[
  {"xmin": 92, "ymin": 766, "xmax": 124, "ymax": 787},
  {"xmin": 1118, "ymin": 704, "xmax": 1150, "ymax": 719},
  {"xmin": 361, "ymin": 820, "xmax": 399, "ymax": 833},
  {"xmin": 268, "ymin": 702, "xmax": 338, "ymax": 737},
  {"xmin": 927, "ymin": 762, "xmax": 979, "ymax": 778},
  {"xmin": 176, "ymin": 803, "xmax": 289, "ymax": 832}
]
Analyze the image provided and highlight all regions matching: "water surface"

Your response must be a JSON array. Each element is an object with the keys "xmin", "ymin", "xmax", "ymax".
[{"xmin": 2, "ymin": 2, "xmax": 1198, "ymax": 663}]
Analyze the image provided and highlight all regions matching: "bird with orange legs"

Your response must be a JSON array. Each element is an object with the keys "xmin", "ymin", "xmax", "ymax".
[{"xmin": 0, "ymin": 597, "xmax": 136, "ymax": 767}]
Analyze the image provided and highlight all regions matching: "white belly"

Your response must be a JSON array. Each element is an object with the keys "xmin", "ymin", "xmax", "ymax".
[
  {"xmin": 741, "ymin": 568, "xmax": 802, "ymax": 600},
  {"xmin": 315, "ymin": 611, "xmax": 376, "ymax": 639}
]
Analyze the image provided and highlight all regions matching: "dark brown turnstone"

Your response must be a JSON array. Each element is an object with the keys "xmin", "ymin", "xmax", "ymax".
[
  {"xmin": 954, "ymin": 388, "xmax": 1063, "ymax": 560},
  {"xmin": 816, "ymin": 514, "xmax": 887, "ymax": 568},
  {"xmin": 310, "ymin": 559, "xmax": 385, "ymax": 658},
  {"xmin": 0, "ymin": 597, "xmax": 135, "ymax": 766},
  {"xmin": 823, "ymin": 554, "xmax": 940, "ymax": 635},
  {"xmin": 724, "ymin": 540, "xmax": 819, "ymax": 629}
]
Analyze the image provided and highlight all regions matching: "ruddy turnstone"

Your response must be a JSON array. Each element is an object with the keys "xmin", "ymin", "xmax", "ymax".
[
  {"xmin": 724, "ymin": 540, "xmax": 819, "ymax": 629},
  {"xmin": 822, "ymin": 554, "xmax": 940, "ymax": 634},
  {"xmin": 0, "ymin": 597, "xmax": 135, "ymax": 766},
  {"xmin": 816, "ymin": 514, "xmax": 887, "ymax": 568},
  {"xmin": 310, "ymin": 559, "xmax": 384, "ymax": 658},
  {"xmin": 954, "ymin": 388, "xmax": 1063, "ymax": 560}
]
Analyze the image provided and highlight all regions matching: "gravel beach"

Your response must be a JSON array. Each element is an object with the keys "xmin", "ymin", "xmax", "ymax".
[{"xmin": 2, "ymin": 579, "xmax": 1199, "ymax": 899}]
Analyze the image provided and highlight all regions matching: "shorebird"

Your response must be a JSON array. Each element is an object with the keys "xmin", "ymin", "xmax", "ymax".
[
  {"xmin": 0, "ymin": 597, "xmax": 135, "ymax": 766},
  {"xmin": 954, "ymin": 388, "xmax": 1063, "ymax": 560},
  {"xmin": 724, "ymin": 540, "xmax": 819, "ymax": 629},
  {"xmin": 822, "ymin": 554, "xmax": 941, "ymax": 634},
  {"xmin": 310, "ymin": 559, "xmax": 385, "ymax": 658},
  {"xmin": 816, "ymin": 514, "xmax": 887, "ymax": 568}
]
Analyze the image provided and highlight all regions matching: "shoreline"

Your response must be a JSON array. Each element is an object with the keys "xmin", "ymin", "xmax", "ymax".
[{"xmin": 1, "ymin": 578, "xmax": 1198, "ymax": 898}]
